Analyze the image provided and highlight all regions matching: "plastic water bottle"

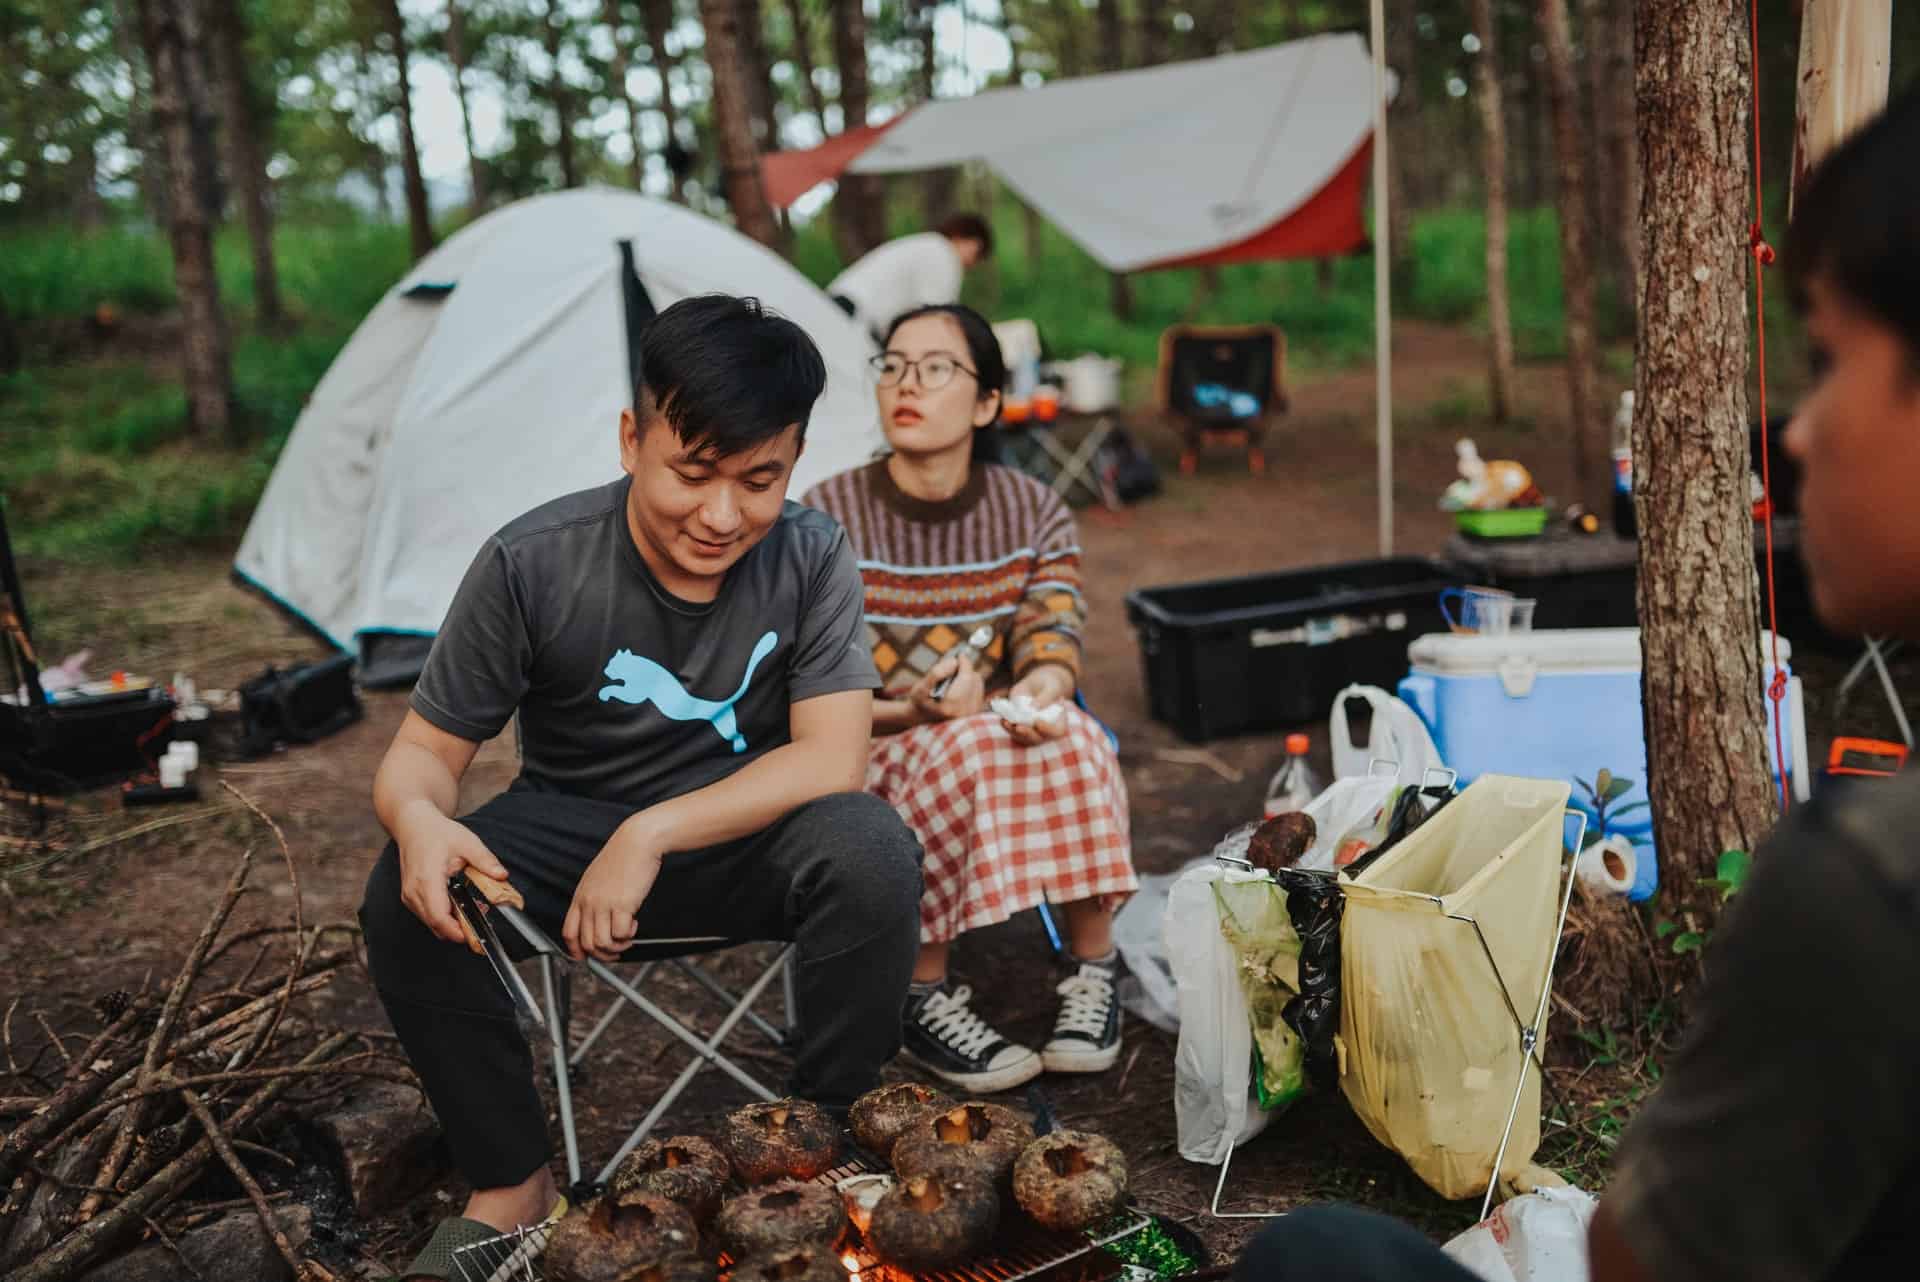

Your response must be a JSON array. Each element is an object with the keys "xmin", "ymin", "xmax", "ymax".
[
  {"xmin": 1264, "ymin": 733, "xmax": 1321, "ymax": 818},
  {"xmin": 1611, "ymin": 391, "xmax": 1636, "ymax": 539}
]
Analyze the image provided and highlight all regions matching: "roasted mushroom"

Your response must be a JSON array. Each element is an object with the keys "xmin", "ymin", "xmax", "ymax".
[
  {"xmin": 715, "ymin": 1180, "xmax": 848, "ymax": 1258},
  {"xmin": 867, "ymin": 1171, "xmax": 1000, "ymax": 1271},
  {"xmin": 545, "ymin": 1190, "xmax": 700, "ymax": 1282},
  {"xmin": 609, "ymin": 1136, "xmax": 732, "ymax": 1224},
  {"xmin": 608, "ymin": 1255, "xmax": 718, "ymax": 1282},
  {"xmin": 1248, "ymin": 811, "xmax": 1317, "ymax": 872},
  {"xmin": 890, "ymin": 1102, "xmax": 1035, "ymax": 1187},
  {"xmin": 849, "ymin": 1083, "xmax": 954, "ymax": 1158},
  {"xmin": 721, "ymin": 1099, "xmax": 842, "ymax": 1184},
  {"xmin": 1011, "ymin": 1130, "xmax": 1129, "ymax": 1232},
  {"xmin": 727, "ymin": 1245, "xmax": 849, "ymax": 1282}
]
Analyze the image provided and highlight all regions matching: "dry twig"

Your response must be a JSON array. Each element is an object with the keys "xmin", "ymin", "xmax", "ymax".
[
  {"xmin": 222, "ymin": 784, "xmax": 304, "ymax": 1070},
  {"xmin": 178, "ymin": 1088, "xmax": 311, "ymax": 1282},
  {"xmin": 32, "ymin": 1016, "xmax": 72, "ymax": 1070}
]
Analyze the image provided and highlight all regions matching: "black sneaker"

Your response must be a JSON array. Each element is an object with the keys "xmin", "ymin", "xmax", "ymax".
[
  {"xmin": 902, "ymin": 983, "xmax": 1043, "ymax": 1093},
  {"xmin": 1042, "ymin": 959, "xmax": 1122, "ymax": 1073}
]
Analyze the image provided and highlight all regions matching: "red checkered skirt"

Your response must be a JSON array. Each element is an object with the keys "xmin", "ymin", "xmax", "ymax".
[{"xmin": 867, "ymin": 708, "xmax": 1137, "ymax": 943}]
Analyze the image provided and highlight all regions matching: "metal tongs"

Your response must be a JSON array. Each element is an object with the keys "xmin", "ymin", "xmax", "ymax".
[
  {"xmin": 448, "ymin": 871, "xmax": 546, "ymax": 1030},
  {"xmin": 931, "ymin": 624, "xmax": 996, "ymax": 700}
]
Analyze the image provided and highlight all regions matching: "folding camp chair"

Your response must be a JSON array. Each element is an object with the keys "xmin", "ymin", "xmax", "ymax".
[
  {"xmin": 1156, "ymin": 324, "xmax": 1289, "ymax": 475},
  {"xmin": 455, "ymin": 882, "xmax": 798, "ymax": 1199},
  {"xmin": 1835, "ymin": 637, "xmax": 1914, "ymax": 749}
]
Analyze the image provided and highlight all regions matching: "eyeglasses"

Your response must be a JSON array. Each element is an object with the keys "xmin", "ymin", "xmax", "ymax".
[{"xmin": 869, "ymin": 352, "xmax": 979, "ymax": 390}]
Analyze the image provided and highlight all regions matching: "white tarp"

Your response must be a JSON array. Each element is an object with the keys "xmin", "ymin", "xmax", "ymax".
[
  {"xmin": 841, "ymin": 34, "xmax": 1378, "ymax": 272},
  {"xmin": 234, "ymin": 189, "xmax": 885, "ymax": 678}
]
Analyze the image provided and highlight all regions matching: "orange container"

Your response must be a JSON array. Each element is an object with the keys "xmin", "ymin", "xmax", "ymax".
[{"xmin": 1003, "ymin": 399, "xmax": 1031, "ymax": 424}]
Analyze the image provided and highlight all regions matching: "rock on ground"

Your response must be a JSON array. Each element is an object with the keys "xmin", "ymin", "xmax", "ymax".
[
  {"xmin": 312, "ymin": 1080, "xmax": 445, "ymax": 1218},
  {"xmin": 79, "ymin": 1205, "xmax": 313, "ymax": 1282}
]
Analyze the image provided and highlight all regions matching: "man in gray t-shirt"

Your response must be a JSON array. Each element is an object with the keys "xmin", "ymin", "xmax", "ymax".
[{"xmin": 359, "ymin": 296, "xmax": 922, "ymax": 1268}]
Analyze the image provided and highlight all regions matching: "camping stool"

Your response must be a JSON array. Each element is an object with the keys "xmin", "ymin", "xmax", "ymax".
[
  {"xmin": 1156, "ymin": 324, "xmax": 1288, "ymax": 476},
  {"xmin": 1206, "ymin": 807, "xmax": 1587, "ymax": 1225},
  {"xmin": 1835, "ymin": 637, "xmax": 1914, "ymax": 750},
  {"xmin": 486, "ymin": 902, "xmax": 798, "ymax": 1200}
]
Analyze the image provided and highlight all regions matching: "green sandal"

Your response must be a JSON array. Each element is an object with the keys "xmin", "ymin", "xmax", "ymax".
[{"xmin": 387, "ymin": 1197, "xmax": 568, "ymax": 1282}]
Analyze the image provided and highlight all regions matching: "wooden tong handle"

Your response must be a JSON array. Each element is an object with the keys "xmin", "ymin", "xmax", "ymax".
[{"xmin": 453, "ymin": 868, "xmax": 525, "ymax": 955}]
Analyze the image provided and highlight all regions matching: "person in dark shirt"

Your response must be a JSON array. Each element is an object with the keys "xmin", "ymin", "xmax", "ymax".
[
  {"xmin": 359, "ymin": 296, "xmax": 922, "ymax": 1277},
  {"xmin": 1231, "ymin": 85, "xmax": 1920, "ymax": 1282}
]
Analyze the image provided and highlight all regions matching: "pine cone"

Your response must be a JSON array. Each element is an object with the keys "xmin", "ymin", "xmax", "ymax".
[
  {"xmin": 94, "ymin": 989, "xmax": 132, "ymax": 1022},
  {"xmin": 141, "ymin": 1125, "xmax": 184, "ymax": 1161}
]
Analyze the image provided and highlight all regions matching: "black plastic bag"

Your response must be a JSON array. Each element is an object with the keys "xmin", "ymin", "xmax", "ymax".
[
  {"xmin": 239, "ymin": 654, "xmax": 360, "ymax": 757},
  {"xmin": 1274, "ymin": 867, "xmax": 1343, "ymax": 1091}
]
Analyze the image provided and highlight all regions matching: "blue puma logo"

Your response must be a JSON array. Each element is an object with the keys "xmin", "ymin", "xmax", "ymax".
[{"xmin": 596, "ymin": 631, "xmax": 779, "ymax": 753}]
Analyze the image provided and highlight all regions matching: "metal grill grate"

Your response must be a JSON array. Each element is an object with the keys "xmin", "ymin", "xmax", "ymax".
[{"xmin": 452, "ymin": 1151, "xmax": 1148, "ymax": 1282}]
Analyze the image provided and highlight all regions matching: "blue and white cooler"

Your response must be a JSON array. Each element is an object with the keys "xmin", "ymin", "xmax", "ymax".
[{"xmin": 1397, "ymin": 629, "xmax": 1808, "ymax": 901}]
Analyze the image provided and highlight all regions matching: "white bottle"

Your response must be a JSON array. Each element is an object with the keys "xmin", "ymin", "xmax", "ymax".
[{"xmin": 1264, "ymin": 734, "xmax": 1322, "ymax": 818}]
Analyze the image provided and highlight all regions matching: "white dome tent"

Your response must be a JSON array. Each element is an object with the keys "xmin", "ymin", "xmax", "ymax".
[{"xmin": 234, "ymin": 189, "xmax": 887, "ymax": 685}]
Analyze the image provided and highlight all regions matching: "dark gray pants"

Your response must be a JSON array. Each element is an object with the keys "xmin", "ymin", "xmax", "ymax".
[
  {"xmin": 360, "ymin": 785, "xmax": 923, "ymax": 1189},
  {"xmin": 1233, "ymin": 1206, "xmax": 1480, "ymax": 1281}
]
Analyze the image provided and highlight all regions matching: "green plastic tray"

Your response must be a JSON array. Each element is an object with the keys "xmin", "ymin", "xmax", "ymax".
[{"xmin": 1454, "ymin": 507, "xmax": 1549, "ymax": 538}]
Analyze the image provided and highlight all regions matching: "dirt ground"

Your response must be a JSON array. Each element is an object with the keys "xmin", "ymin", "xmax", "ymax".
[{"xmin": 4, "ymin": 323, "xmax": 1895, "ymax": 1274}]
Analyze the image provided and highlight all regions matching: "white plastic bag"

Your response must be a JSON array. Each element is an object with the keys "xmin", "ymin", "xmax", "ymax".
[
  {"xmin": 1441, "ymin": 1187, "xmax": 1598, "ymax": 1282},
  {"xmin": 1330, "ymin": 684, "xmax": 1444, "ymax": 788},
  {"xmin": 1293, "ymin": 775, "xmax": 1399, "ymax": 873},
  {"xmin": 1166, "ymin": 861, "xmax": 1269, "ymax": 1162},
  {"xmin": 1112, "ymin": 856, "xmax": 1213, "ymax": 1033}
]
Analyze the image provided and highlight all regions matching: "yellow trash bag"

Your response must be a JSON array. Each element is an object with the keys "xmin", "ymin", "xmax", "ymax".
[{"xmin": 1337, "ymin": 775, "xmax": 1573, "ymax": 1202}]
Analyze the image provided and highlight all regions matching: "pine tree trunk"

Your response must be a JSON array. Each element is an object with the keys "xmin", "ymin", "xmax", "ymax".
[
  {"xmin": 914, "ymin": 1, "xmax": 955, "ymax": 226},
  {"xmin": 208, "ymin": 0, "xmax": 283, "ymax": 328},
  {"xmin": 1469, "ymin": 0, "xmax": 1515, "ymax": 423},
  {"xmin": 830, "ymin": 0, "xmax": 884, "ymax": 256},
  {"xmin": 0, "ymin": 289, "xmax": 21, "ymax": 376},
  {"xmin": 1578, "ymin": 0, "xmax": 1617, "ymax": 311},
  {"xmin": 445, "ymin": 1, "xmax": 488, "ymax": 212},
  {"xmin": 699, "ymin": 0, "xmax": 781, "ymax": 247},
  {"xmin": 541, "ymin": 0, "xmax": 578, "ymax": 188},
  {"xmin": 737, "ymin": 0, "xmax": 780, "ymax": 154},
  {"xmin": 133, "ymin": 0, "xmax": 234, "ymax": 439},
  {"xmin": 1539, "ymin": 0, "xmax": 1603, "ymax": 512},
  {"xmin": 113, "ymin": 0, "xmax": 171, "ymax": 228},
  {"xmin": 1004, "ymin": 26, "xmax": 1043, "ymax": 271},
  {"xmin": 639, "ymin": 0, "xmax": 687, "ymax": 202},
  {"xmin": 1097, "ymin": 0, "xmax": 1124, "ymax": 70},
  {"xmin": 783, "ymin": 0, "xmax": 830, "ymax": 133},
  {"xmin": 1138, "ymin": 5, "xmax": 1168, "ymax": 67},
  {"xmin": 373, "ymin": 0, "xmax": 434, "ymax": 257},
  {"xmin": 602, "ymin": 0, "xmax": 646, "ymax": 188},
  {"xmin": 1634, "ymin": 0, "xmax": 1775, "ymax": 903},
  {"xmin": 1385, "ymin": 5, "xmax": 1419, "ymax": 286}
]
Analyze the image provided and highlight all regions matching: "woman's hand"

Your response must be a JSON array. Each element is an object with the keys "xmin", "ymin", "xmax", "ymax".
[
  {"xmin": 1002, "ymin": 665, "xmax": 1076, "ymax": 746},
  {"xmin": 908, "ymin": 653, "xmax": 988, "ymax": 723},
  {"xmin": 563, "ymin": 818, "xmax": 667, "ymax": 962}
]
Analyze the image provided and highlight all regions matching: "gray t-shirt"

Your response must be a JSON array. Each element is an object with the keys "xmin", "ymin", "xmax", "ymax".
[
  {"xmin": 1607, "ymin": 775, "xmax": 1920, "ymax": 1281},
  {"xmin": 410, "ymin": 478, "xmax": 878, "ymax": 810}
]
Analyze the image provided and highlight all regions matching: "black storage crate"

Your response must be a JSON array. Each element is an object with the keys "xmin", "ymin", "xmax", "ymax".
[{"xmin": 1125, "ymin": 558, "xmax": 1462, "ymax": 742}]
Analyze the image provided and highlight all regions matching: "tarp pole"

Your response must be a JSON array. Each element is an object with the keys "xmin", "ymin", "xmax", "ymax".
[{"xmin": 1370, "ymin": 0, "xmax": 1393, "ymax": 556}]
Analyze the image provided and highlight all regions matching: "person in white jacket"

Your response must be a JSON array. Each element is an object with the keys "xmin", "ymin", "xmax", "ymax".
[{"xmin": 829, "ymin": 213, "xmax": 993, "ymax": 345}]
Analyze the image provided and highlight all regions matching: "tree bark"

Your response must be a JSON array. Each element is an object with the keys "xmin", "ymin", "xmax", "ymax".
[
  {"xmin": 1790, "ymin": 0, "xmax": 1892, "ymax": 216},
  {"xmin": 914, "ymin": 1, "xmax": 956, "ymax": 226},
  {"xmin": 1539, "ymin": 0, "xmax": 1603, "ymax": 512},
  {"xmin": 737, "ymin": 0, "xmax": 780, "ymax": 154},
  {"xmin": 830, "ymin": 0, "xmax": 885, "ymax": 256},
  {"xmin": 373, "ymin": 0, "xmax": 434, "ymax": 257},
  {"xmin": 1384, "ymin": 3, "xmax": 1419, "ymax": 285},
  {"xmin": 541, "ymin": 0, "xmax": 578, "ymax": 189},
  {"xmin": 639, "ymin": 0, "xmax": 688, "ymax": 202},
  {"xmin": 782, "ymin": 0, "xmax": 830, "ymax": 134},
  {"xmin": 1097, "ymin": 0, "xmax": 1125, "ymax": 70},
  {"xmin": 699, "ymin": 0, "xmax": 781, "ymax": 247},
  {"xmin": 1603, "ymin": 0, "xmax": 1640, "ymax": 324},
  {"xmin": 1634, "ymin": 0, "xmax": 1775, "ymax": 905},
  {"xmin": 133, "ymin": 0, "xmax": 233, "ymax": 440},
  {"xmin": 603, "ymin": 0, "xmax": 647, "ymax": 187},
  {"xmin": 207, "ymin": 0, "xmax": 283, "ymax": 328},
  {"xmin": 1138, "ymin": 4, "xmax": 1168, "ymax": 67},
  {"xmin": 113, "ymin": 0, "xmax": 171, "ymax": 227},
  {"xmin": 0, "ymin": 290, "xmax": 21, "ymax": 376},
  {"xmin": 1005, "ymin": 23, "xmax": 1043, "ymax": 271},
  {"xmin": 1469, "ymin": 0, "xmax": 1515, "ymax": 423},
  {"xmin": 445, "ymin": 0, "xmax": 488, "ymax": 212}
]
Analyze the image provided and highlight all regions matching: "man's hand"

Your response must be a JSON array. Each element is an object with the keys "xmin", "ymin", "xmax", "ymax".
[
  {"xmin": 908, "ymin": 653, "xmax": 988, "ymax": 723},
  {"xmin": 1002, "ymin": 665, "xmax": 1075, "ymax": 746},
  {"xmin": 395, "ymin": 805, "xmax": 513, "ymax": 946},
  {"xmin": 563, "ymin": 820, "xmax": 667, "ymax": 963}
]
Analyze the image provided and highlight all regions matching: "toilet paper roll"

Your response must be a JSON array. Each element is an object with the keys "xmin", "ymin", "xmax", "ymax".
[
  {"xmin": 1576, "ymin": 836, "xmax": 1637, "ymax": 896},
  {"xmin": 165, "ymin": 741, "xmax": 200, "ymax": 773},
  {"xmin": 159, "ymin": 757, "xmax": 187, "ymax": 789}
]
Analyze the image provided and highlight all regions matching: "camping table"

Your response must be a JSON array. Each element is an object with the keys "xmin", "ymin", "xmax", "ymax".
[{"xmin": 1001, "ymin": 411, "xmax": 1122, "ymax": 510}]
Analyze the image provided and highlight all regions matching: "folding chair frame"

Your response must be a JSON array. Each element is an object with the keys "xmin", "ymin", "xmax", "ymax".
[
  {"xmin": 1837, "ymin": 637, "xmax": 1913, "ymax": 749},
  {"xmin": 1206, "ymin": 810, "xmax": 1586, "ymax": 1225},
  {"xmin": 1155, "ymin": 324, "xmax": 1289, "ymax": 476},
  {"xmin": 489, "ymin": 904, "xmax": 798, "ymax": 1198}
]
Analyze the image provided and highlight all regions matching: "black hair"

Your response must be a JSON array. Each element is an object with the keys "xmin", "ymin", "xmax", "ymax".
[
  {"xmin": 635, "ymin": 294, "xmax": 827, "ymax": 456},
  {"xmin": 934, "ymin": 212, "xmax": 994, "ymax": 260},
  {"xmin": 1787, "ymin": 87, "xmax": 1920, "ymax": 366},
  {"xmin": 882, "ymin": 303, "xmax": 1007, "ymax": 463}
]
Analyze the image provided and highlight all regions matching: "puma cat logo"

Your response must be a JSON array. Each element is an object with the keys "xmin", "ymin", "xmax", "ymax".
[{"xmin": 596, "ymin": 631, "xmax": 779, "ymax": 753}]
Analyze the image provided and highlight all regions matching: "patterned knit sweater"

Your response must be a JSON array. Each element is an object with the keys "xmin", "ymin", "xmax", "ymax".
[{"xmin": 801, "ymin": 459, "xmax": 1086, "ymax": 697}]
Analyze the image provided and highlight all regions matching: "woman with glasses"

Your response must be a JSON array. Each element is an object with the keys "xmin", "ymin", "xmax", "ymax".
[{"xmin": 803, "ymin": 304, "xmax": 1136, "ymax": 1095}]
